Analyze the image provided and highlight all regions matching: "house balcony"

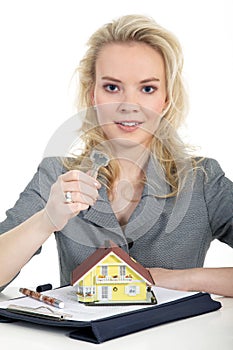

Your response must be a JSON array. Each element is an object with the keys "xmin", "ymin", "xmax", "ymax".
[{"xmin": 96, "ymin": 275, "xmax": 133, "ymax": 284}]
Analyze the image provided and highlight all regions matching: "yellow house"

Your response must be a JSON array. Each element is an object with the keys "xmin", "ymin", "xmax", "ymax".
[{"xmin": 71, "ymin": 242, "xmax": 156, "ymax": 305}]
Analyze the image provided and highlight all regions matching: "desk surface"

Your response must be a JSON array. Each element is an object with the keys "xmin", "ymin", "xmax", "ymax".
[{"xmin": 1, "ymin": 287, "xmax": 233, "ymax": 349}]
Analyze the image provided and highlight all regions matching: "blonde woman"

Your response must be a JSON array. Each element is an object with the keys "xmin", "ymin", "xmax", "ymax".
[{"xmin": 0, "ymin": 15, "xmax": 232, "ymax": 296}]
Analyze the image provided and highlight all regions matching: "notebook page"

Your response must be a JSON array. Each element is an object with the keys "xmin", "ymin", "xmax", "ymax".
[{"xmin": 0, "ymin": 285, "xmax": 198, "ymax": 322}]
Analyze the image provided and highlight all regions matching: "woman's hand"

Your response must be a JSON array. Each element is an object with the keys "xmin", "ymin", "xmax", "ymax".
[
  {"xmin": 44, "ymin": 170, "xmax": 101, "ymax": 231},
  {"xmin": 149, "ymin": 268, "xmax": 190, "ymax": 291},
  {"xmin": 148, "ymin": 267, "xmax": 233, "ymax": 297}
]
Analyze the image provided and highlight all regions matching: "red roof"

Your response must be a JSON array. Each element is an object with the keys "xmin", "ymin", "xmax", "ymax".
[{"xmin": 71, "ymin": 241, "xmax": 154, "ymax": 285}]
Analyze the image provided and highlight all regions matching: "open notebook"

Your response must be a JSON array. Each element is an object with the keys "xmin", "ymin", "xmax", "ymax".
[{"xmin": 0, "ymin": 285, "xmax": 221, "ymax": 343}]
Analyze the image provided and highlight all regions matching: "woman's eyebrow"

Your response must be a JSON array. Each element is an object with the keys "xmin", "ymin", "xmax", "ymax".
[
  {"xmin": 140, "ymin": 77, "xmax": 160, "ymax": 83},
  {"xmin": 101, "ymin": 76, "xmax": 160, "ymax": 83},
  {"xmin": 101, "ymin": 76, "xmax": 122, "ymax": 83}
]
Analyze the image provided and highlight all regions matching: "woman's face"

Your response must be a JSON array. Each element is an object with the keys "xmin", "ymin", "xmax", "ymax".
[{"xmin": 93, "ymin": 42, "xmax": 167, "ymax": 148}]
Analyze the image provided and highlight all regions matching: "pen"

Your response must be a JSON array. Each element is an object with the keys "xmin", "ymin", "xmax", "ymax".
[{"xmin": 19, "ymin": 288, "xmax": 64, "ymax": 309}]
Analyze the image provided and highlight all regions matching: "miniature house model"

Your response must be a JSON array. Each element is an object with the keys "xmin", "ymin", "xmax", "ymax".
[{"xmin": 71, "ymin": 241, "xmax": 156, "ymax": 305}]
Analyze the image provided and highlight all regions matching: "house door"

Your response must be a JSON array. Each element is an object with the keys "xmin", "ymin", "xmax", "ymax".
[{"xmin": 98, "ymin": 286, "xmax": 112, "ymax": 301}]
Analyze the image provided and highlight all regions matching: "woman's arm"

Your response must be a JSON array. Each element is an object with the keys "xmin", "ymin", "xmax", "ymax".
[
  {"xmin": 0, "ymin": 209, "xmax": 55, "ymax": 287},
  {"xmin": 0, "ymin": 169, "xmax": 100, "ymax": 288},
  {"xmin": 149, "ymin": 267, "xmax": 233, "ymax": 297}
]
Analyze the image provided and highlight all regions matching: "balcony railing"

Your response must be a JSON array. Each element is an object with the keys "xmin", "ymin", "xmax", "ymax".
[{"xmin": 96, "ymin": 276, "xmax": 133, "ymax": 283}]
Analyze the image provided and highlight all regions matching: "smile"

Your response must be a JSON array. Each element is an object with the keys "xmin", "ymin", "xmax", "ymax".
[{"xmin": 115, "ymin": 121, "xmax": 143, "ymax": 127}]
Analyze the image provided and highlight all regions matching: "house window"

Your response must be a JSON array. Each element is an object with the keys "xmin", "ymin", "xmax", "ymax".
[
  {"xmin": 98, "ymin": 286, "xmax": 112, "ymax": 300},
  {"xmin": 125, "ymin": 286, "xmax": 140, "ymax": 296},
  {"xmin": 84, "ymin": 287, "xmax": 92, "ymax": 297},
  {"xmin": 128, "ymin": 286, "xmax": 137, "ymax": 296},
  {"xmin": 77, "ymin": 286, "xmax": 83, "ymax": 295},
  {"xmin": 77, "ymin": 286, "xmax": 95, "ymax": 297},
  {"xmin": 120, "ymin": 265, "xmax": 126, "ymax": 276},
  {"xmin": 101, "ymin": 286, "xmax": 108, "ymax": 299},
  {"xmin": 101, "ymin": 265, "xmax": 108, "ymax": 276}
]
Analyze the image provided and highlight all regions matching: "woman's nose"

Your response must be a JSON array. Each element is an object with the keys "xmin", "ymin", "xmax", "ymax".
[{"xmin": 117, "ymin": 102, "xmax": 140, "ymax": 114}]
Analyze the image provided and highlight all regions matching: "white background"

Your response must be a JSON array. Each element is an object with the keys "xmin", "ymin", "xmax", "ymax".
[{"xmin": 0, "ymin": 0, "xmax": 232, "ymax": 288}]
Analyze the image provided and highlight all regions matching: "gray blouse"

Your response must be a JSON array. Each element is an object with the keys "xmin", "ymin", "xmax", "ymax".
[{"xmin": 0, "ymin": 156, "xmax": 232, "ymax": 290}]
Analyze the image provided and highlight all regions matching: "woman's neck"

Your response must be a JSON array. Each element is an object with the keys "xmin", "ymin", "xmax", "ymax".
[
  {"xmin": 116, "ymin": 158, "xmax": 147, "ymax": 183},
  {"xmin": 111, "ymin": 142, "xmax": 150, "ymax": 182},
  {"xmin": 108, "ymin": 148, "xmax": 149, "ymax": 226}
]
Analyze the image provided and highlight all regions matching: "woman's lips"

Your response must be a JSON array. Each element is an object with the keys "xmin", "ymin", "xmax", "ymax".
[{"xmin": 114, "ymin": 121, "xmax": 143, "ymax": 132}]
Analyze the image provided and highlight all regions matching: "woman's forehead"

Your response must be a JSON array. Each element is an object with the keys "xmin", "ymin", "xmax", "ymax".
[{"xmin": 95, "ymin": 42, "xmax": 165, "ymax": 80}]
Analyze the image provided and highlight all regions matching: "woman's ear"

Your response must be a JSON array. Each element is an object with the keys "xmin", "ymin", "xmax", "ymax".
[
  {"xmin": 160, "ymin": 98, "xmax": 170, "ymax": 117},
  {"xmin": 164, "ymin": 94, "xmax": 169, "ymax": 108},
  {"xmin": 90, "ymin": 86, "xmax": 95, "ymax": 106},
  {"xmin": 163, "ymin": 96, "xmax": 170, "ymax": 112}
]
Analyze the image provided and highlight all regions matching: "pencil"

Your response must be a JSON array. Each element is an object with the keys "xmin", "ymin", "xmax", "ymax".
[{"xmin": 19, "ymin": 287, "xmax": 64, "ymax": 309}]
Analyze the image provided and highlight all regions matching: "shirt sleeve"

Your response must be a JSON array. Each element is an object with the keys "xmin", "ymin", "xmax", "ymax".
[
  {"xmin": 0, "ymin": 157, "xmax": 63, "ymax": 292},
  {"xmin": 203, "ymin": 158, "xmax": 233, "ymax": 248}
]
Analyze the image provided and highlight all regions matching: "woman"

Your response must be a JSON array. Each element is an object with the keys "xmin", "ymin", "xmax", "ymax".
[{"xmin": 0, "ymin": 15, "xmax": 232, "ymax": 296}]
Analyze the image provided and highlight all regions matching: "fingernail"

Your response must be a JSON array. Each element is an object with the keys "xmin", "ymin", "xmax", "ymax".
[{"xmin": 94, "ymin": 181, "xmax": 101, "ymax": 188}]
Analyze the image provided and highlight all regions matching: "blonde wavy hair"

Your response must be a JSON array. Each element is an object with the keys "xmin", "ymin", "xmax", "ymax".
[{"xmin": 64, "ymin": 14, "xmax": 201, "ymax": 197}]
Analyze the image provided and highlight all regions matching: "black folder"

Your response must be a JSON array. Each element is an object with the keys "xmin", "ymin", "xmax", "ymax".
[{"xmin": 0, "ymin": 291, "xmax": 221, "ymax": 344}]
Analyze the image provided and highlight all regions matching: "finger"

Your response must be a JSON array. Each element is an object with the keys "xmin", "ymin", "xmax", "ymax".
[
  {"xmin": 61, "ymin": 170, "xmax": 101, "ymax": 188},
  {"xmin": 61, "ymin": 170, "xmax": 80, "ymax": 182},
  {"xmin": 68, "ymin": 202, "xmax": 91, "ymax": 215},
  {"xmin": 62, "ymin": 183, "xmax": 99, "ymax": 204},
  {"xmin": 62, "ymin": 180, "xmax": 99, "ymax": 197},
  {"xmin": 67, "ymin": 191, "xmax": 97, "ymax": 206}
]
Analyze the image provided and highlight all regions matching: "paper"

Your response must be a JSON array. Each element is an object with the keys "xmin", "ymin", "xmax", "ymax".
[{"xmin": 0, "ymin": 286, "xmax": 198, "ymax": 322}]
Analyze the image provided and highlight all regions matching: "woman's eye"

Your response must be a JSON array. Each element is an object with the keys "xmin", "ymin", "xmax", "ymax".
[
  {"xmin": 142, "ymin": 86, "xmax": 157, "ymax": 94},
  {"xmin": 104, "ymin": 84, "xmax": 119, "ymax": 92}
]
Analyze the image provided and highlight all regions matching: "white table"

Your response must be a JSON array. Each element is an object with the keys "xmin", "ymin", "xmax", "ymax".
[{"xmin": 0, "ymin": 287, "xmax": 233, "ymax": 349}]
